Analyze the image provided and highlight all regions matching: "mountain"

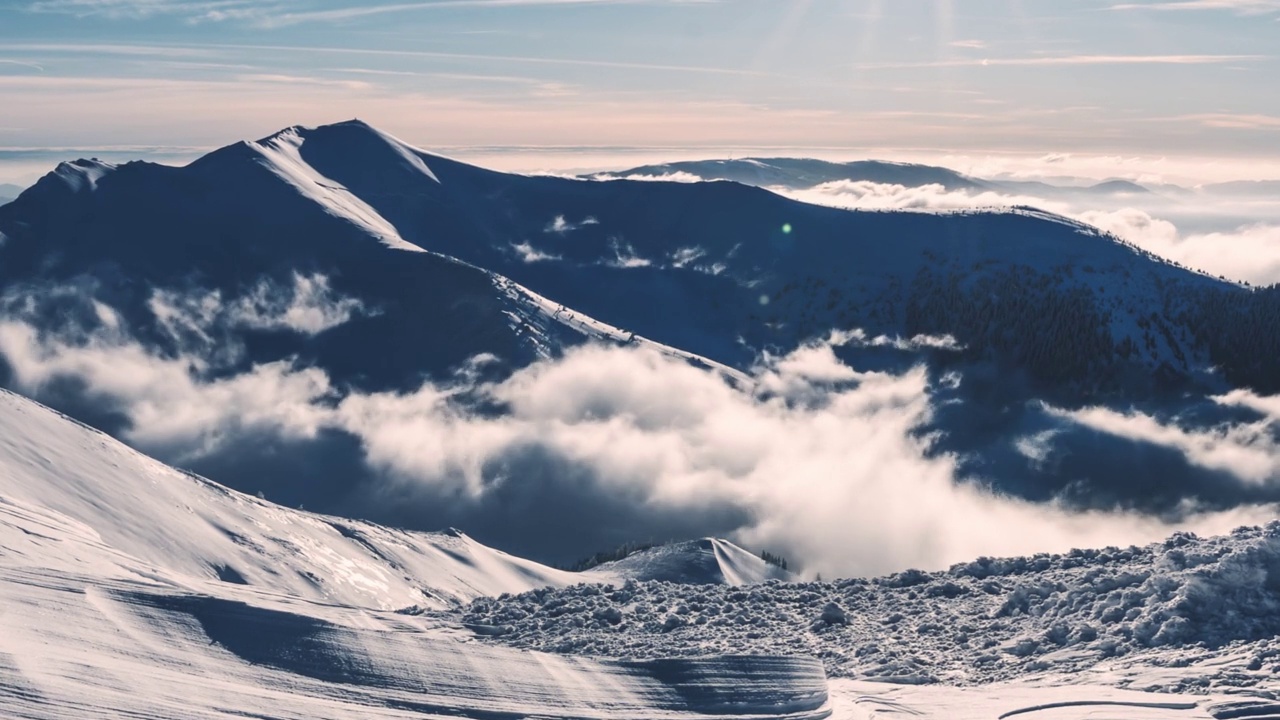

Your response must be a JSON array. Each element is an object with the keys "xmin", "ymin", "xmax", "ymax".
[
  {"xmin": 0, "ymin": 386, "xmax": 832, "ymax": 718},
  {"xmin": 598, "ymin": 157, "xmax": 993, "ymax": 191},
  {"xmin": 2, "ymin": 119, "xmax": 1278, "ymax": 551},
  {"xmin": 585, "ymin": 538, "xmax": 795, "ymax": 585},
  {"xmin": 0, "ymin": 182, "xmax": 22, "ymax": 206},
  {"xmin": 601, "ymin": 159, "xmax": 1153, "ymax": 198},
  {"xmin": 0, "ymin": 120, "xmax": 1256, "ymax": 396}
]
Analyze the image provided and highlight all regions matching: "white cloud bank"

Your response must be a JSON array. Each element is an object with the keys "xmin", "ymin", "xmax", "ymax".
[
  {"xmin": 775, "ymin": 181, "xmax": 1280, "ymax": 286},
  {"xmin": 0, "ymin": 282, "xmax": 1273, "ymax": 578}
]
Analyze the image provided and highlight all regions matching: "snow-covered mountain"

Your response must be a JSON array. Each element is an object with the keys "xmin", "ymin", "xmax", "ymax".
[
  {"xmin": 585, "ymin": 538, "xmax": 795, "ymax": 586},
  {"xmin": 599, "ymin": 158, "xmax": 1153, "ymax": 197},
  {"xmin": 0, "ymin": 386, "xmax": 833, "ymax": 718},
  {"xmin": 0, "ymin": 120, "xmax": 1262, "ymax": 397},
  {"xmin": 597, "ymin": 158, "xmax": 993, "ymax": 191},
  {"xmin": 2, "ymin": 119, "xmax": 1278, "ymax": 556}
]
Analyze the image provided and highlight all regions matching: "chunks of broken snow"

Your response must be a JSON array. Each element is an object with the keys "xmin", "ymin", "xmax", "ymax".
[{"xmin": 463, "ymin": 524, "xmax": 1280, "ymax": 692}]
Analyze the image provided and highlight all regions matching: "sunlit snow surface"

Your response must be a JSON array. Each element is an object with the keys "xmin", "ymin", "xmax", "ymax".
[
  {"xmin": 3, "ymin": 385, "xmax": 1275, "ymax": 718},
  {"xmin": 0, "ymin": 388, "xmax": 832, "ymax": 718}
]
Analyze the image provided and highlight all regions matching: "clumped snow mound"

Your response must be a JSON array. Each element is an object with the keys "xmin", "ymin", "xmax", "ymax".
[
  {"xmin": 464, "ymin": 525, "xmax": 1280, "ymax": 693},
  {"xmin": 586, "ymin": 538, "xmax": 795, "ymax": 585}
]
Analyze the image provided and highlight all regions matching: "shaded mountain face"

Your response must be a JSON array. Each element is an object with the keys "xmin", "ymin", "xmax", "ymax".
[
  {"xmin": 1, "ymin": 120, "xmax": 1278, "ymax": 565},
  {"xmin": 0, "ymin": 121, "xmax": 1260, "ymax": 398}
]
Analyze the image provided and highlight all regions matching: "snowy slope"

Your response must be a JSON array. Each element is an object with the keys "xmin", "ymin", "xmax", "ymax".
[
  {"xmin": 0, "ymin": 387, "xmax": 832, "ymax": 718},
  {"xmin": 0, "ymin": 387, "xmax": 580, "ymax": 611},
  {"xmin": 587, "ymin": 538, "xmax": 794, "ymax": 585}
]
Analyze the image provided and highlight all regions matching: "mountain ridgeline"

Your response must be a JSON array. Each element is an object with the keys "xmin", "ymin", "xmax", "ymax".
[
  {"xmin": 0, "ymin": 119, "xmax": 1277, "ymax": 555},
  {"xmin": 2, "ymin": 120, "xmax": 1272, "ymax": 397}
]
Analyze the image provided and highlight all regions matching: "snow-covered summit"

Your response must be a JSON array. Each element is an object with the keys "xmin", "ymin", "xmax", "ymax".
[{"xmin": 587, "ymin": 538, "xmax": 795, "ymax": 586}]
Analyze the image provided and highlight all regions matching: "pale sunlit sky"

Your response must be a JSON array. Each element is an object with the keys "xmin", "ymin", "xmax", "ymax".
[{"xmin": 0, "ymin": 0, "xmax": 1278, "ymax": 182}]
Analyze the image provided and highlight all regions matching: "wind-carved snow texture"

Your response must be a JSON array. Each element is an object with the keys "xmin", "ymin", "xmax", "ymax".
[
  {"xmin": 464, "ymin": 525, "xmax": 1280, "ymax": 696},
  {"xmin": 6, "ymin": 381, "xmax": 1279, "ymax": 718},
  {"xmin": 0, "ymin": 387, "xmax": 832, "ymax": 719}
]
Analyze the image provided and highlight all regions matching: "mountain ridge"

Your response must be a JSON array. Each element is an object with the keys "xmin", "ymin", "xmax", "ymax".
[{"xmin": 2, "ymin": 120, "xmax": 1278, "ymax": 554}]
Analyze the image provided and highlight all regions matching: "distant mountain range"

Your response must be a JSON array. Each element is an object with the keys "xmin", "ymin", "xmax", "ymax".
[
  {"xmin": 598, "ymin": 157, "xmax": 1153, "ymax": 196},
  {"xmin": 0, "ymin": 182, "xmax": 23, "ymax": 205}
]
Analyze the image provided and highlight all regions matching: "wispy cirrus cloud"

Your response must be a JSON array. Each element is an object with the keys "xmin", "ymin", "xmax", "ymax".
[
  {"xmin": 854, "ymin": 54, "xmax": 1268, "ymax": 70},
  {"xmin": 1110, "ymin": 0, "xmax": 1280, "ymax": 14},
  {"xmin": 252, "ymin": 0, "xmax": 720, "ymax": 28},
  {"xmin": 25, "ymin": 0, "xmax": 721, "ymax": 25},
  {"xmin": 25, "ymin": 0, "xmax": 264, "ymax": 20}
]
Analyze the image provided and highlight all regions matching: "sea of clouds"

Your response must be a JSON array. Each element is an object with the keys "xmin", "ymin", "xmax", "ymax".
[{"xmin": 0, "ymin": 275, "xmax": 1276, "ymax": 576}]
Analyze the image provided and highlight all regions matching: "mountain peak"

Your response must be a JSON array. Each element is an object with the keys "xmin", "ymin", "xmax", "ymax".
[
  {"xmin": 587, "ymin": 538, "xmax": 795, "ymax": 585},
  {"xmin": 252, "ymin": 119, "xmax": 442, "ymax": 187}
]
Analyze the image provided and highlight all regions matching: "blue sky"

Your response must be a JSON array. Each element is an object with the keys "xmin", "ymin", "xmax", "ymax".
[{"xmin": 0, "ymin": 0, "xmax": 1277, "ymax": 179}]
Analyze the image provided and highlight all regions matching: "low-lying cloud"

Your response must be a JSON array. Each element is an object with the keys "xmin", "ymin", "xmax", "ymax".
[
  {"xmin": 1046, "ymin": 403, "xmax": 1280, "ymax": 486},
  {"xmin": 771, "ymin": 180, "xmax": 1280, "ymax": 286},
  {"xmin": 0, "ymin": 280, "xmax": 1274, "ymax": 577}
]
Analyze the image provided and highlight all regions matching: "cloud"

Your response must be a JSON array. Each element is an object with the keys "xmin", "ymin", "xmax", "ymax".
[
  {"xmin": 0, "ymin": 317, "xmax": 333, "ymax": 456},
  {"xmin": 605, "ymin": 237, "xmax": 651, "ymax": 268},
  {"xmin": 26, "ymin": 0, "xmax": 265, "ymax": 21},
  {"xmin": 510, "ymin": 241, "xmax": 561, "ymax": 263},
  {"xmin": 247, "ymin": 0, "xmax": 721, "ymax": 28},
  {"xmin": 852, "ymin": 54, "xmax": 1268, "ymax": 70},
  {"xmin": 0, "ymin": 284, "xmax": 1272, "ymax": 576},
  {"xmin": 1078, "ymin": 209, "xmax": 1280, "ymax": 285},
  {"xmin": 146, "ymin": 272, "xmax": 370, "ymax": 357},
  {"xmin": 228, "ymin": 272, "xmax": 370, "ymax": 334},
  {"xmin": 1215, "ymin": 388, "xmax": 1280, "ymax": 418},
  {"xmin": 776, "ymin": 180, "xmax": 1068, "ymax": 213},
  {"xmin": 591, "ymin": 171, "xmax": 706, "ymax": 183},
  {"xmin": 544, "ymin": 214, "xmax": 599, "ymax": 235},
  {"xmin": 0, "ymin": 275, "xmax": 364, "ymax": 456},
  {"xmin": 1110, "ymin": 0, "xmax": 1280, "ymax": 14},
  {"xmin": 1047, "ymin": 404, "xmax": 1280, "ymax": 485},
  {"xmin": 772, "ymin": 180, "xmax": 1280, "ymax": 286}
]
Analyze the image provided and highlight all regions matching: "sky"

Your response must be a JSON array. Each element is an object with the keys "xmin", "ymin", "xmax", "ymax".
[{"xmin": 0, "ymin": 0, "xmax": 1278, "ymax": 182}]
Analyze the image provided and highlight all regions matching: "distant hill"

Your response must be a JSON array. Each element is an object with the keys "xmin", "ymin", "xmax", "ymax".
[
  {"xmin": 0, "ymin": 182, "xmax": 23, "ymax": 205},
  {"xmin": 599, "ymin": 157, "xmax": 993, "ymax": 191}
]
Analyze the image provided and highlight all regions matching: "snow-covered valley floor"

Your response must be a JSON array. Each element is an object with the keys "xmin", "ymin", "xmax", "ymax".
[{"xmin": 2, "ymin": 384, "xmax": 1279, "ymax": 718}]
